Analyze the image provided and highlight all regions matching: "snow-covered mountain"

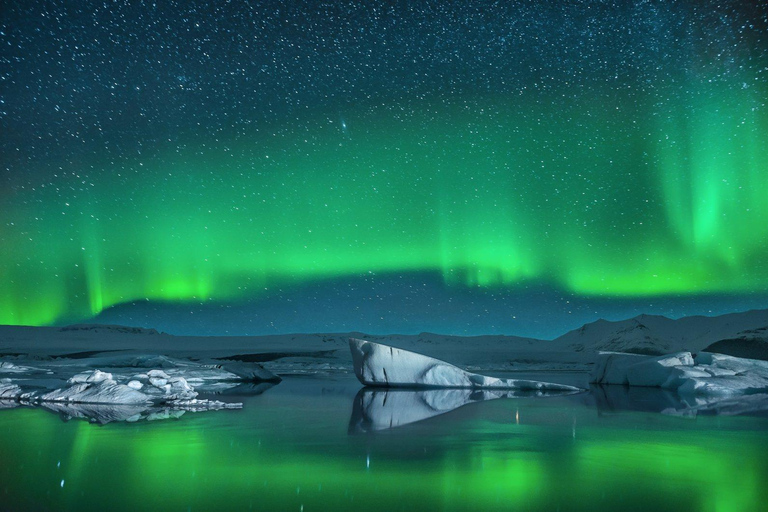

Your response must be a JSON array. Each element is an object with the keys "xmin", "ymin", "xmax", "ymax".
[
  {"xmin": 551, "ymin": 309, "xmax": 768, "ymax": 356},
  {"xmin": 2, "ymin": 308, "xmax": 767, "ymax": 367}
]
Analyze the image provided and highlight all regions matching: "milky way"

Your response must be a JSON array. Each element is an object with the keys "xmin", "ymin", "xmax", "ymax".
[{"xmin": 1, "ymin": 1, "xmax": 767, "ymax": 334}]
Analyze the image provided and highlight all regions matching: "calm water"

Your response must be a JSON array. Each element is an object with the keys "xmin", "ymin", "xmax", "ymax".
[{"xmin": 1, "ymin": 374, "xmax": 767, "ymax": 512}]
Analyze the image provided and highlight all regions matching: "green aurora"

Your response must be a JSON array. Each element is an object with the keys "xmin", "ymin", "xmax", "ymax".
[{"xmin": 2, "ymin": 68, "xmax": 767, "ymax": 326}]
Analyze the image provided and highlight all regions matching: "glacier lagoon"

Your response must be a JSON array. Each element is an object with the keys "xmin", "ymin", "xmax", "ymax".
[{"xmin": 1, "ymin": 373, "xmax": 767, "ymax": 512}]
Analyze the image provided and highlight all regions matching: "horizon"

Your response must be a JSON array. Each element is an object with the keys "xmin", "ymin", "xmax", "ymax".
[{"xmin": 4, "ymin": 302, "xmax": 766, "ymax": 342}]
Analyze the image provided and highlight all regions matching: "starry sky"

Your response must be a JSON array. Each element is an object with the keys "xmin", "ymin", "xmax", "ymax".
[{"xmin": 1, "ymin": 0, "xmax": 767, "ymax": 338}]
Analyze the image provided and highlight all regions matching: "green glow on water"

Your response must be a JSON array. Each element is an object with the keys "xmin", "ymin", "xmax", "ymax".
[
  {"xmin": 1, "ymin": 387, "xmax": 767, "ymax": 512},
  {"xmin": 2, "ymin": 67, "xmax": 767, "ymax": 325}
]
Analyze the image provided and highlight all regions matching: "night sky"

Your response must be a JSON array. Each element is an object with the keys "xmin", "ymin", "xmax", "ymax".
[{"xmin": 2, "ymin": 1, "xmax": 767, "ymax": 338}]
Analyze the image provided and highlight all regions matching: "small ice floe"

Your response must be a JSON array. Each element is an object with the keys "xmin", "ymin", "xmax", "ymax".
[
  {"xmin": 0, "ymin": 361, "xmax": 48, "ymax": 374},
  {"xmin": 590, "ymin": 351, "xmax": 768, "ymax": 396},
  {"xmin": 0, "ymin": 368, "xmax": 244, "ymax": 424},
  {"xmin": 61, "ymin": 353, "xmax": 280, "ymax": 384},
  {"xmin": 349, "ymin": 338, "xmax": 581, "ymax": 392},
  {"xmin": 32, "ymin": 369, "xmax": 230, "ymax": 405},
  {"xmin": 37, "ymin": 370, "xmax": 152, "ymax": 404}
]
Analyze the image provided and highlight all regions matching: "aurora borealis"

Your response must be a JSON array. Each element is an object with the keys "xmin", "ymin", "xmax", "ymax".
[{"xmin": 1, "ymin": 1, "xmax": 767, "ymax": 334}]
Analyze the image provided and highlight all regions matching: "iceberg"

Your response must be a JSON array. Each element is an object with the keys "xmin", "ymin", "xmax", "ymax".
[
  {"xmin": 590, "ymin": 351, "xmax": 768, "ymax": 396},
  {"xmin": 349, "ymin": 338, "xmax": 581, "ymax": 392},
  {"xmin": 38, "ymin": 369, "xmax": 206, "ymax": 405}
]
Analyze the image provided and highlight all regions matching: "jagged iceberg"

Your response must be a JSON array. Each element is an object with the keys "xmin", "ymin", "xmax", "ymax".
[
  {"xmin": 590, "ymin": 351, "xmax": 768, "ymax": 396},
  {"xmin": 28, "ymin": 369, "xmax": 242, "ymax": 413},
  {"xmin": 37, "ymin": 369, "xmax": 195, "ymax": 404},
  {"xmin": 349, "ymin": 338, "xmax": 581, "ymax": 391}
]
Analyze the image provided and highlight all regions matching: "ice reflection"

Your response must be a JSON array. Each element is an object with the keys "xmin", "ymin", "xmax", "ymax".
[
  {"xmin": 590, "ymin": 384, "xmax": 768, "ymax": 417},
  {"xmin": 349, "ymin": 387, "xmax": 573, "ymax": 433}
]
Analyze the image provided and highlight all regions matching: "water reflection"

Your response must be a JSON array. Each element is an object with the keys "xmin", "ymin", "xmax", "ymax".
[
  {"xmin": 349, "ymin": 387, "xmax": 574, "ymax": 433},
  {"xmin": 1, "ymin": 375, "xmax": 768, "ymax": 512},
  {"xmin": 591, "ymin": 384, "xmax": 768, "ymax": 417},
  {"xmin": 40, "ymin": 402, "xmax": 187, "ymax": 424},
  {"xmin": 350, "ymin": 384, "xmax": 768, "ymax": 434}
]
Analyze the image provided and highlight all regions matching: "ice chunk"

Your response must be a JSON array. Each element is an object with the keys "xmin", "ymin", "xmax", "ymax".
[
  {"xmin": 589, "ymin": 352, "xmax": 645, "ymax": 385},
  {"xmin": 69, "ymin": 370, "xmax": 113, "ymax": 384},
  {"xmin": 660, "ymin": 366, "xmax": 711, "ymax": 390},
  {"xmin": 40, "ymin": 377, "xmax": 150, "ymax": 404},
  {"xmin": 349, "ymin": 338, "xmax": 581, "ymax": 392},
  {"xmin": 0, "ymin": 379, "xmax": 22, "ymax": 399},
  {"xmin": 219, "ymin": 362, "xmax": 281, "ymax": 383},
  {"xmin": 625, "ymin": 352, "xmax": 694, "ymax": 387},
  {"xmin": 590, "ymin": 351, "xmax": 768, "ymax": 396},
  {"xmin": 147, "ymin": 369, "xmax": 170, "ymax": 379},
  {"xmin": 37, "ymin": 369, "xmax": 198, "ymax": 404},
  {"xmin": 0, "ymin": 361, "xmax": 46, "ymax": 374}
]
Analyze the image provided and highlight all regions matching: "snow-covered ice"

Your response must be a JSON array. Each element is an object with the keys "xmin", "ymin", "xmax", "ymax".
[
  {"xmin": 38, "ymin": 369, "xmax": 195, "ymax": 404},
  {"xmin": 350, "ymin": 338, "xmax": 581, "ymax": 392},
  {"xmin": 0, "ymin": 368, "xmax": 245, "ymax": 424},
  {"xmin": 590, "ymin": 351, "xmax": 768, "ymax": 396}
]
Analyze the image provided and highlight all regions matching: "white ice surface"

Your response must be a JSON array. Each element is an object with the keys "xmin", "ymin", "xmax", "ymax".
[
  {"xmin": 38, "ymin": 369, "xmax": 199, "ymax": 404},
  {"xmin": 350, "ymin": 338, "xmax": 581, "ymax": 392},
  {"xmin": 590, "ymin": 351, "xmax": 768, "ymax": 396}
]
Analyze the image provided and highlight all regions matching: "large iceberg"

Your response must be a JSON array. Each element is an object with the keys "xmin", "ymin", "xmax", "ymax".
[
  {"xmin": 350, "ymin": 338, "xmax": 581, "ymax": 392},
  {"xmin": 590, "ymin": 351, "xmax": 768, "ymax": 396}
]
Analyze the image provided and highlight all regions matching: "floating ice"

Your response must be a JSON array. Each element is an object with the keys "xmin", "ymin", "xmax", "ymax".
[
  {"xmin": 38, "ymin": 369, "xmax": 199, "ymax": 404},
  {"xmin": 349, "ymin": 338, "xmax": 580, "ymax": 392},
  {"xmin": 590, "ymin": 351, "xmax": 768, "ymax": 396},
  {"xmin": 219, "ymin": 362, "xmax": 282, "ymax": 383}
]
